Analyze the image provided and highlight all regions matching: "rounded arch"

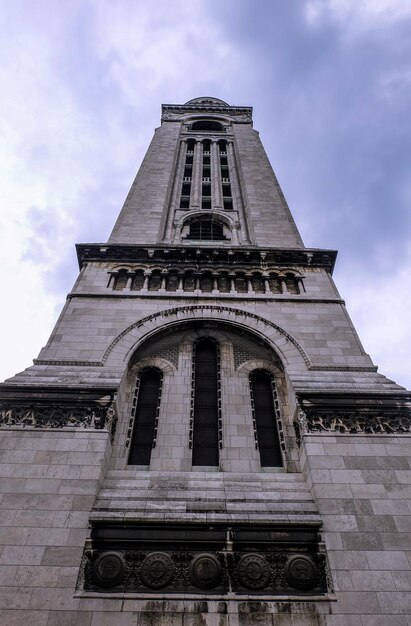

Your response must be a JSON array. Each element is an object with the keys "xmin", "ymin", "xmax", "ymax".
[
  {"xmin": 102, "ymin": 305, "xmax": 310, "ymax": 371},
  {"xmin": 185, "ymin": 97, "xmax": 229, "ymax": 106}
]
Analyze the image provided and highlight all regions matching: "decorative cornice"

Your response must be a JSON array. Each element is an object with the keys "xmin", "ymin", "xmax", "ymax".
[
  {"xmin": 76, "ymin": 244, "xmax": 337, "ymax": 274},
  {"xmin": 33, "ymin": 359, "xmax": 102, "ymax": 367}
]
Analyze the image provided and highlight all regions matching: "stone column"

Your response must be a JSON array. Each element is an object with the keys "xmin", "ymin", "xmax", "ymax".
[
  {"xmin": 279, "ymin": 276, "xmax": 288, "ymax": 294},
  {"xmin": 227, "ymin": 141, "xmax": 250, "ymax": 243},
  {"xmin": 190, "ymin": 140, "xmax": 202, "ymax": 209},
  {"xmin": 229, "ymin": 273, "xmax": 236, "ymax": 294},
  {"xmin": 263, "ymin": 274, "xmax": 270, "ymax": 294},
  {"xmin": 142, "ymin": 271, "xmax": 150, "ymax": 292},
  {"xmin": 164, "ymin": 139, "xmax": 187, "ymax": 241},
  {"xmin": 211, "ymin": 141, "xmax": 223, "ymax": 210}
]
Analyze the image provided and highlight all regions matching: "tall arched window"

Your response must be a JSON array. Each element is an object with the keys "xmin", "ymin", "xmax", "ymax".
[
  {"xmin": 249, "ymin": 370, "xmax": 283, "ymax": 468},
  {"xmin": 192, "ymin": 339, "xmax": 220, "ymax": 466},
  {"xmin": 128, "ymin": 368, "xmax": 162, "ymax": 466}
]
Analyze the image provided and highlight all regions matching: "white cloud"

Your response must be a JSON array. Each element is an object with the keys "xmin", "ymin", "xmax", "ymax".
[
  {"xmin": 305, "ymin": 0, "xmax": 411, "ymax": 29},
  {"xmin": 0, "ymin": 0, "xmax": 238, "ymax": 381},
  {"xmin": 335, "ymin": 244, "xmax": 411, "ymax": 390}
]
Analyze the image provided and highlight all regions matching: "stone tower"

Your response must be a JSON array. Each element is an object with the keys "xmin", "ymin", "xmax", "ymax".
[{"xmin": 0, "ymin": 97, "xmax": 410, "ymax": 625}]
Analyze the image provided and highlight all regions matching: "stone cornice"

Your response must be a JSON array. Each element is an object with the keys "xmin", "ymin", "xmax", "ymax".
[
  {"xmin": 76, "ymin": 244, "xmax": 337, "ymax": 273},
  {"xmin": 162, "ymin": 103, "xmax": 253, "ymax": 123}
]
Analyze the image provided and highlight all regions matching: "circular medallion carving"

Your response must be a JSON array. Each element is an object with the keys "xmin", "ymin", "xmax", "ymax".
[
  {"xmin": 92, "ymin": 551, "xmax": 125, "ymax": 588},
  {"xmin": 285, "ymin": 555, "xmax": 318, "ymax": 591},
  {"xmin": 140, "ymin": 552, "xmax": 175, "ymax": 589},
  {"xmin": 189, "ymin": 553, "xmax": 222, "ymax": 589},
  {"xmin": 237, "ymin": 554, "xmax": 270, "ymax": 590}
]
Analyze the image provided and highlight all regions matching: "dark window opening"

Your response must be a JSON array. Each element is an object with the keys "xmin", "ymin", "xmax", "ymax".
[
  {"xmin": 285, "ymin": 275, "xmax": 300, "ymax": 294},
  {"xmin": 131, "ymin": 271, "xmax": 145, "ymax": 291},
  {"xmin": 184, "ymin": 166, "xmax": 192, "ymax": 178},
  {"xmin": 185, "ymin": 220, "xmax": 227, "ymax": 241},
  {"xmin": 250, "ymin": 371, "xmax": 283, "ymax": 468},
  {"xmin": 202, "ymin": 198, "xmax": 212, "ymax": 210},
  {"xmin": 192, "ymin": 120, "xmax": 224, "ymax": 132},
  {"xmin": 222, "ymin": 184, "xmax": 232, "ymax": 197},
  {"xmin": 269, "ymin": 273, "xmax": 281, "ymax": 293},
  {"xmin": 192, "ymin": 339, "xmax": 219, "ymax": 466},
  {"xmin": 148, "ymin": 272, "xmax": 161, "ymax": 291},
  {"xmin": 223, "ymin": 198, "xmax": 233, "ymax": 210},
  {"xmin": 166, "ymin": 272, "xmax": 179, "ymax": 291},
  {"xmin": 128, "ymin": 368, "xmax": 162, "ymax": 466},
  {"xmin": 251, "ymin": 274, "xmax": 265, "ymax": 294},
  {"xmin": 218, "ymin": 274, "xmax": 230, "ymax": 293},
  {"xmin": 203, "ymin": 155, "xmax": 210, "ymax": 166},
  {"xmin": 186, "ymin": 154, "xmax": 193, "ymax": 164},
  {"xmin": 201, "ymin": 273, "xmax": 213, "ymax": 292},
  {"xmin": 202, "ymin": 184, "xmax": 211, "ymax": 197},
  {"xmin": 235, "ymin": 274, "xmax": 247, "ymax": 293},
  {"xmin": 184, "ymin": 273, "xmax": 195, "ymax": 291},
  {"xmin": 113, "ymin": 271, "xmax": 128, "ymax": 290},
  {"xmin": 202, "ymin": 166, "xmax": 211, "ymax": 178},
  {"xmin": 180, "ymin": 196, "xmax": 190, "ymax": 209}
]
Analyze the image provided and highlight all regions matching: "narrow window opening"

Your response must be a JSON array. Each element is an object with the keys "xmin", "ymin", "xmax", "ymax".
[
  {"xmin": 166, "ymin": 272, "xmax": 179, "ymax": 291},
  {"xmin": 218, "ymin": 273, "xmax": 230, "ymax": 293},
  {"xmin": 251, "ymin": 273, "xmax": 265, "ymax": 294},
  {"xmin": 113, "ymin": 271, "xmax": 128, "ymax": 291},
  {"xmin": 192, "ymin": 339, "xmax": 220, "ymax": 466},
  {"xmin": 268, "ymin": 273, "xmax": 281, "ymax": 293},
  {"xmin": 250, "ymin": 371, "xmax": 283, "ymax": 468},
  {"xmin": 131, "ymin": 271, "xmax": 145, "ymax": 291},
  {"xmin": 285, "ymin": 275, "xmax": 300, "ymax": 294},
  {"xmin": 148, "ymin": 272, "xmax": 161, "ymax": 291},
  {"xmin": 128, "ymin": 368, "xmax": 162, "ymax": 466},
  {"xmin": 200, "ymin": 273, "xmax": 213, "ymax": 292},
  {"xmin": 235, "ymin": 273, "xmax": 247, "ymax": 293}
]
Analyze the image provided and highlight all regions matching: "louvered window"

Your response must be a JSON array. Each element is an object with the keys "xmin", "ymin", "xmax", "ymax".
[
  {"xmin": 250, "ymin": 370, "xmax": 283, "ymax": 467},
  {"xmin": 192, "ymin": 339, "xmax": 219, "ymax": 466},
  {"xmin": 128, "ymin": 368, "xmax": 162, "ymax": 466}
]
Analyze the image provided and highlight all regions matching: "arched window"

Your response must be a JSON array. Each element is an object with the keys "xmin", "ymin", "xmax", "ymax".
[
  {"xmin": 249, "ymin": 370, "xmax": 283, "ymax": 468},
  {"xmin": 192, "ymin": 339, "xmax": 220, "ymax": 466},
  {"xmin": 128, "ymin": 368, "xmax": 163, "ymax": 466},
  {"xmin": 185, "ymin": 219, "xmax": 227, "ymax": 241},
  {"xmin": 131, "ymin": 270, "xmax": 145, "ymax": 291},
  {"xmin": 113, "ymin": 270, "xmax": 128, "ymax": 290},
  {"xmin": 191, "ymin": 120, "xmax": 224, "ymax": 132}
]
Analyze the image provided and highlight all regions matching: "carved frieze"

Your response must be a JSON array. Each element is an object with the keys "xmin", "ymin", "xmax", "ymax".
[
  {"xmin": 0, "ymin": 402, "xmax": 117, "ymax": 434},
  {"xmin": 294, "ymin": 408, "xmax": 411, "ymax": 441},
  {"xmin": 82, "ymin": 548, "xmax": 327, "ymax": 595}
]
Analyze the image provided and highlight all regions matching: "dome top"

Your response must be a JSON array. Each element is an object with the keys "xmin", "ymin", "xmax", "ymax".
[{"xmin": 184, "ymin": 96, "xmax": 229, "ymax": 106}]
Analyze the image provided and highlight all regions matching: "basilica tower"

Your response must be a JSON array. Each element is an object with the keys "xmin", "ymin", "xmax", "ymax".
[{"xmin": 0, "ymin": 98, "xmax": 410, "ymax": 625}]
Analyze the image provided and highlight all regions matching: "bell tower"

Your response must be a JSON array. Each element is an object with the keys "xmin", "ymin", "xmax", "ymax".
[{"xmin": 0, "ymin": 97, "xmax": 410, "ymax": 625}]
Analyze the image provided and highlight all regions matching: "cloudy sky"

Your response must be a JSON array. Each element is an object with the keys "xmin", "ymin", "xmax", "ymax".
[{"xmin": 1, "ymin": 0, "xmax": 410, "ymax": 389}]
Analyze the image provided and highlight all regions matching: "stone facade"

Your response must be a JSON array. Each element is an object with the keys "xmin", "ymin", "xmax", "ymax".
[{"xmin": 0, "ymin": 96, "xmax": 410, "ymax": 625}]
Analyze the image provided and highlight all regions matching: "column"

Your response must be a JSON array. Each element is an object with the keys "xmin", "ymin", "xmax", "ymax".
[
  {"xmin": 227, "ymin": 141, "xmax": 250, "ymax": 243},
  {"xmin": 190, "ymin": 140, "xmax": 202, "ymax": 209},
  {"xmin": 125, "ymin": 275, "xmax": 133, "ymax": 291},
  {"xmin": 229, "ymin": 273, "xmax": 236, "ymax": 294},
  {"xmin": 263, "ymin": 274, "xmax": 270, "ymax": 294},
  {"xmin": 211, "ymin": 141, "xmax": 223, "ymax": 210},
  {"xmin": 142, "ymin": 271, "xmax": 150, "ymax": 291},
  {"xmin": 163, "ymin": 140, "xmax": 187, "ymax": 241},
  {"xmin": 279, "ymin": 276, "xmax": 288, "ymax": 294}
]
